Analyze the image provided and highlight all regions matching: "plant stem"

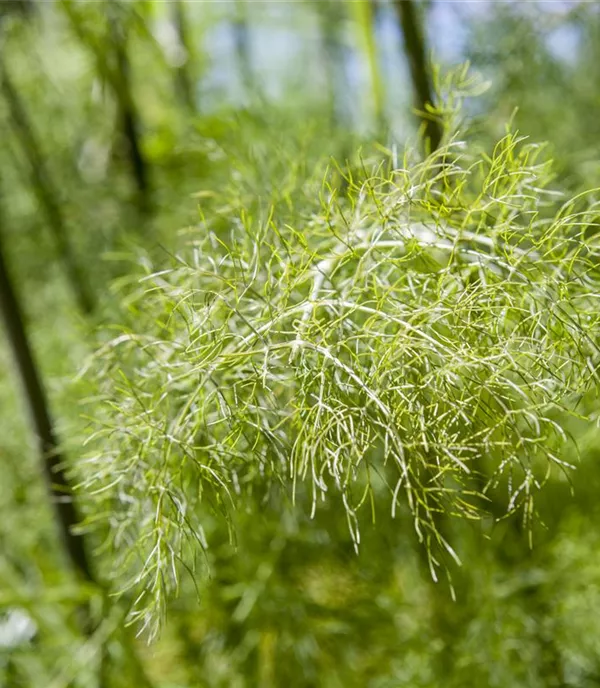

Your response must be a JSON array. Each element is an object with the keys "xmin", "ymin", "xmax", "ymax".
[
  {"xmin": 61, "ymin": 0, "xmax": 151, "ymax": 212},
  {"xmin": 0, "ymin": 214, "xmax": 93, "ymax": 583},
  {"xmin": 317, "ymin": 0, "xmax": 350, "ymax": 129},
  {"xmin": 107, "ymin": 0, "xmax": 150, "ymax": 211},
  {"xmin": 393, "ymin": 0, "xmax": 442, "ymax": 151},
  {"xmin": 233, "ymin": 0, "xmax": 255, "ymax": 102},
  {"xmin": 0, "ymin": 194, "xmax": 157, "ymax": 688},
  {"xmin": 0, "ymin": 54, "xmax": 95, "ymax": 314},
  {"xmin": 170, "ymin": 0, "xmax": 196, "ymax": 112},
  {"xmin": 356, "ymin": 0, "xmax": 386, "ymax": 132}
]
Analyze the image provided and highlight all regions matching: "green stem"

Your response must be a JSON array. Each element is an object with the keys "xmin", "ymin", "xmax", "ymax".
[
  {"xmin": 108, "ymin": 0, "xmax": 150, "ymax": 211},
  {"xmin": 0, "ymin": 209, "xmax": 93, "ymax": 582},
  {"xmin": 393, "ymin": 0, "xmax": 442, "ymax": 151},
  {"xmin": 170, "ymin": 0, "xmax": 196, "ymax": 112},
  {"xmin": 0, "ymin": 55, "xmax": 95, "ymax": 314}
]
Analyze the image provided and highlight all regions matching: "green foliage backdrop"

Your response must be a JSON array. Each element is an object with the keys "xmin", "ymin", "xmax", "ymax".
[{"xmin": 2, "ymin": 2, "xmax": 600, "ymax": 687}]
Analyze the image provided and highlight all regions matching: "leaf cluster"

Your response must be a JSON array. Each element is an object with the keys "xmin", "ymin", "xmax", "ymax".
[{"xmin": 78, "ymin": 117, "xmax": 600, "ymax": 637}]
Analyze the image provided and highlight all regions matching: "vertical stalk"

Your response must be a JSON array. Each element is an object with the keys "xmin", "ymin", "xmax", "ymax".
[
  {"xmin": 0, "ymin": 196, "xmax": 156, "ymax": 688},
  {"xmin": 170, "ymin": 0, "xmax": 195, "ymax": 112},
  {"xmin": 107, "ymin": 0, "xmax": 150, "ymax": 211},
  {"xmin": 0, "ymin": 213, "xmax": 93, "ymax": 583},
  {"xmin": 0, "ymin": 56, "xmax": 95, "ymax": 314},
  {"xmin": 355, "ymin": 0, "xmax": 386, "ymax": 132},
  {"xmin": 61, "ymin": 0, "xmax": 151, "ymax": 211},
  {"xmin": 233, "ymin": 0, "xmax": 254, "ymax": 101},
  {"xmin": 317, "ymin": 0, "xmax": 349, "ymax": 130},
  {"xmin": 393, "ymin": 0, "xmax": 442, "ymax": 151}
]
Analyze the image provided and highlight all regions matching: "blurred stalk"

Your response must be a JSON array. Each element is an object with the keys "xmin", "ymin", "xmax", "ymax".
[
  {"xmin": 316, "ymin": 0, "xmax": 354, "ymax": 197},
  {"xmin": 107, "ymin": 0, "xmax": 150, "ymax": 212},
  {"xmin": 1, "ymin": 5, "xmax": 93, "ymax": 311},
  {"xmin": 392, "ymin": 0, "xmax": 442, "ymax": 151},
  {"xmin": 0, "ymin": 0, "xmax": 35, "ymax": 20},
  {"xmin": 0, "ymin": 55, "xmax": 95, "ymax": 314},
  {"xmin": 353, "ymin": 0, "xmax": 386, "ymax": 132},
  {"xmin": 0, "ymin": 192, "xmax": 155, "ymax": 688},
  {"xmin": 232, "ymin": 0, "xmax": 255, "ymax": 102},
  {"xmin": 170, "ymin": 0, "xmax": 196, "ymax": 112},
  {"xmin": 61, "ymin": 0, "xmax": 151, "ymax": 212},
  {"xmin": 317, "ymin": 0, "xmax": 350, "ymax": 129},
  {"xmin": 0, "ymin": 210, "xmax": 93, "ymax": 583}
]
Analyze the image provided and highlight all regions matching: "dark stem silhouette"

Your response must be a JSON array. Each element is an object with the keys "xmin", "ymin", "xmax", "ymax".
[
  {"xmin": 170, "ymin": 0, "xmax": 196, "ymax": 112},
  {"xmin": 393, "ymin": 0, "xmax": 442, "ymax": 151},
  {"xmin": 108, "ymin": 1, "xmax": 150, "ymax": 211},
  {"xmin": 61, "ymin": 0, "xmax": 150, "ymax": 212},
  {"xmin": 0, "ymin": 55, "xmax": 95, "ymax": 314},
  {"xmin": 0, "ymin": 216, "xmax": 93, "ymax": 582}
]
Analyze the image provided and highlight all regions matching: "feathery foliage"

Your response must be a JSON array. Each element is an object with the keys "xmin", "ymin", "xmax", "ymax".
[{"xmin": 77, "ymin": 89, "xmax": 600, "ymax": 637}]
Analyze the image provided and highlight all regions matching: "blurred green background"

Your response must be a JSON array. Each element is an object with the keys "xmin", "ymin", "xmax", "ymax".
[{"xmin": 2, "ymin": 1, "xmax": 600, "ymax": 686}]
